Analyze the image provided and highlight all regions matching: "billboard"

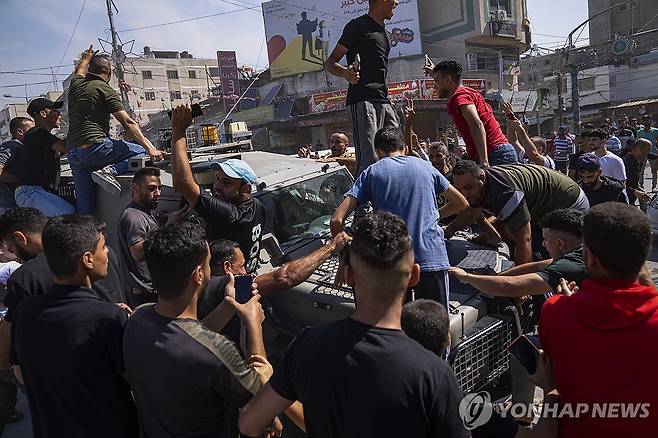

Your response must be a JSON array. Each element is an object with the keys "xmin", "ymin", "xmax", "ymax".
[
  {"xmin": 262, "ymin": 0, "xmax": 422, "ymax": 79},
  {"xmin": 217, "ymin": 51, "xmax": 241, "ymax": 112},
  {"xmin": 308, "ymin": 80, "xmax": 423, "ymax": 113}
]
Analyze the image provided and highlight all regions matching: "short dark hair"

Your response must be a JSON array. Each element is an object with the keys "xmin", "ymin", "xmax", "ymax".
[
  {"xmin": 349, "ymin": 212, "xmax": 413, "ymax": 271},
  {"xmin": 88, "ymin": 55, "xmax": 112, "ymax": 76},
  {"xmin": 583, "ymin": 203, "xmax": 651, "ymax": 278},
  {"xmin": 541, "ymin": 209, "xmax": 584, "ymax": 238},
  {"xmin": 402, "ymin": 299, "xmax": 450, "ymax": 357},
  {"xmin": 0, "ymin": 208, "xmax": 47, "ymax": 241},
  {"xmin": 432, "ymin": 60, "xmax": 462, "ymax": 81},
  {"xmin": 42, "ymin": 215, "xmax": 105, "ymax": 278},
  {"xmin": 9, "ymin": 117, "xmax": 32, "ymax": 136},
  {"xmin": 209, "ymin": 239, "xmax": 240, "ymax": 268},
  {"xmin": 144, "ymin": 223, "xmax": 209, "ymax": 298},
  {"xmin": 452, "ymin": 159, "xmax": 482, "ymax": 176},
  {"xmin": 132, "ymin": 167, "xmax": 161, "ymax": 185},
  {"xmin": 374, "ymin": 128, "xmax": 405, "ymax": 154},
  {"xmin": 588, "ymin": 129, "xmax": 608, "ymax": 139}
]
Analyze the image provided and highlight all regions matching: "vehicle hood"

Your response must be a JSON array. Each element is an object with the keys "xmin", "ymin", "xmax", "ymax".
[{"xmin": 575, "ymin": 279, "xmax": 658, "ymax": 331}]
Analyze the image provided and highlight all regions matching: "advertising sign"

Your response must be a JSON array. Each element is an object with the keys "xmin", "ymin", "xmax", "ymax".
[
  {"xmin": 308, "ymin": 90, "xmax": 348, "ymax": 113},
  {"xmin": 231, "ymin": 105, "xmax": 275, "ymax": 126},
  {"xmin": 263, "ymin": 0, "xmax": 422, "ymax": 79},
  {"xmin": 463, "ymin": 79, "xmax": 487, "ymax": 93},
  {"xmin": 502, "ymin": 90, "xmax": 539, "ymax": 113},
  {"xmin": 217, "ymin": 51, "xmax": 241, "ymax": 111}
]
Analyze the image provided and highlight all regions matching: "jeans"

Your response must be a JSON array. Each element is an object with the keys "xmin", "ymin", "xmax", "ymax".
[
  {"xmin": 15, "ymin": 186, "xmax": 75, "ymax": 217},
  {"xmin": 488, "ymin": 143, "xmax": 519, "ymax": 166},
  {"xmin": 67, "ymin": 138, "xmax": 146, "ymax": 214}
]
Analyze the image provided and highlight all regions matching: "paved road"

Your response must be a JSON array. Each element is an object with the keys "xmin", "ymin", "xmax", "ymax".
[{"xmin": 4, "ymin": 167, "xmax": 658, "ymax": 438}]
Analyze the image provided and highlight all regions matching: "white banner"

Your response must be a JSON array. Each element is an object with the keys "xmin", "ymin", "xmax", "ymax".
[
  {"xmin": 262, "ymin": 0, "xmax": 422, "ymax": 78},
  {"xmin": 502, "ymin": 90, "xmax": 539, "ymax": 113}
]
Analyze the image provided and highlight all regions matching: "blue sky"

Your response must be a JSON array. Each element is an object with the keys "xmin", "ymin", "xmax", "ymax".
[{"xmin": 0, "ymin": 0, "xmax": 589, "ymax": 104}]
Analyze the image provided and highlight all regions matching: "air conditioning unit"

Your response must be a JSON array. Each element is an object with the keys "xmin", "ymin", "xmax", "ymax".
[{"xmin": 497, "ymin": 10, "xmax": 508, "ymax": 21}]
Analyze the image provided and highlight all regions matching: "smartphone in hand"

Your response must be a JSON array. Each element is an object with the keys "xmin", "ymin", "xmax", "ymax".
[
  {"xmin": 352, "ymin": 54, "xmax": 361, "ymax": 72},
  {"xmin": 234, "ymin": 275, "xmax": 254, "ymax": 304},
  {"xmin": 507, "ymin": 335, "xmax": 540, "ymax": 374},
  {"xmin": 167, "ymin": 103, "xmax": 203, "ymax": 119}
]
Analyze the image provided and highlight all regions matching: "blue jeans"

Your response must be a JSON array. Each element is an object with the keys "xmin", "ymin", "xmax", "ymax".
[
  {"xmin": 15, "ymin": 185, "xmax": 75, "ymax": 217},
  {"xmin": 488, "ymin": 143, "xmax": 518, "ymax": 166},
  {"xmin": 67, "ymin": 138, "xmax": 146, "ymax": 214}
]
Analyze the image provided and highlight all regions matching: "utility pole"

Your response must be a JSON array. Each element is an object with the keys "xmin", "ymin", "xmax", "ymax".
[
  {"xmin": 105, "ymin": 0, "xmax": 131, "ymax": 113},
  {"xmin": 556, "ymin": 71, "xmax": 563, "ymax": 128},
  {"xmin": 498, "ymin": 51, "xmax": 504, "ymax": 95},
  {"xmin": 570, "ymin": 65, "xmax": 580, "ymax": 134}
]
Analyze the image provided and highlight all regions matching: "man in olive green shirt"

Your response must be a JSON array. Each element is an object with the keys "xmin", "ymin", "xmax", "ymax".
[
  {"xmin": 66, "ymin": 45, "xmax": 163, "ymax": 214},
  {"xmin": 445, "ymin": 161, "xmax": 589, "ymax": 265}
]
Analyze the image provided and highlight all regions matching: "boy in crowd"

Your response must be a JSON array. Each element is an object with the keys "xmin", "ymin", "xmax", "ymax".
[
  {"xmin": 540, "ymin": 203, "xmax": 658, "ymax": 437},
  {"xmin": 10, "ymin": 215, "xmax": 138, "ymax": 438},
  {"xmin": 426, "ymin": 60, "xmax": 517, "ymax": 166}
]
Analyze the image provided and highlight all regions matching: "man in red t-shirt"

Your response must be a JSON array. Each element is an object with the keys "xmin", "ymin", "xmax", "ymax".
[
  {"xmin": 424, "ymin": 60, "xmax": 517, "ymax": 167},
  {"xmin": 539, "ymin": 202, "xmax": 658, "ymax": 438}
]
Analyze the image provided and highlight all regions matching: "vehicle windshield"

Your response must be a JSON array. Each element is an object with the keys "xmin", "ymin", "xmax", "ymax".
[{"xmin": 257, "ymin": 169, "xmax": 353, "ymax": 249}]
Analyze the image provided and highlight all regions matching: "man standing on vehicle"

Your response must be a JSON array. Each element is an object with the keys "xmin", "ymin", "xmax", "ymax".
[
  {"xmin": 325, "ymin": 0, "xmax": 400, "ymax": 177},
  {"xmin": 426, "ymin": 60, "xmax": 517, "ymax": 167},
  {"xmin": 0, "ymin": 117, "xmax": 33, "ymax": 214},
  {"xmin": 66, "ymin": 45, "xmax": 164, "ymax": 214},
  {"xmin": 169, "ymin": 104, "xmax": 264, "ymax": 274}
]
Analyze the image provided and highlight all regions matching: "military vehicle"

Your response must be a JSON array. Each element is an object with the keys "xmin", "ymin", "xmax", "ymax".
[{"xmin": 59, "ymin": 149, "xmax": 531, "ymax": 394}]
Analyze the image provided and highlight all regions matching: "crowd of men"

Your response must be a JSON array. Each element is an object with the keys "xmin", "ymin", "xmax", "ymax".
[{"xmin": 0, "ymin": 0, "xmax": 656, "ymax": 436}]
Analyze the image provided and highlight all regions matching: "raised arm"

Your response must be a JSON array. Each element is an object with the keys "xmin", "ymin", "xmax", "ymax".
[
  {"xmin": 169, "ymin": 104, "xmax": 201, "ymax": 206},
  {"xmin": 460, "ymin": 104, "xmax": 489, "ymax": 166},
  {"xmin": 438, "ymin": 185, "xmax": 469, "ymax": 219},
  {"xmin": 74, "ymin": 45, "xmax": 97, "ymax": 78},
  {"xmin": 330, "ymin": 196, "xmax": 358, "ymax": 236}
]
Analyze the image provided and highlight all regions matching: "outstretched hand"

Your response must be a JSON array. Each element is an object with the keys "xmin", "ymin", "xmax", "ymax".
[
  {"xmin": 171, "ymin": 104, "xmax": 193, "ymax": 133},
  {"xmin": 81, "ymin": 45, "xmax": 98, "ymax": 61},
  {"xmin": 402, "ymin": 99, "xmax": 416, "ymax": 126},
  {"xmin": 501, "ymin": 101, "xmax": 516, "ymax": 119}
]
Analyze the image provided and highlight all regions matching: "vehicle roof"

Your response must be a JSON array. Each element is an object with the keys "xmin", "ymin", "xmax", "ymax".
[{"xmin": 61, "ymin": 150, "xmax": 345, "ymax": 191}]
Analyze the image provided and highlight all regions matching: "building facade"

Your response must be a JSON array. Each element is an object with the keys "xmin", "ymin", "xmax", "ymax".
[{"xmin": 0, "ymin": 91, "xmax": 62, "ymax": 141}]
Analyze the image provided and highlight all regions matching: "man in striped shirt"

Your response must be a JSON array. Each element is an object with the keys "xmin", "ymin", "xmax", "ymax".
[{"xmin": 552, "ymin": 126, "xmax": 575, "ymax": 174}]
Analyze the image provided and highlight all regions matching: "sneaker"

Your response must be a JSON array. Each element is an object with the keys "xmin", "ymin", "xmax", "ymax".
[{"xmin": 92, "ymin": 168, "xmax": 122, "ymax": 197}]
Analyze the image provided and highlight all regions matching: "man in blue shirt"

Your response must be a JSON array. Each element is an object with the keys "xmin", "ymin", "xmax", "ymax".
[{"xmin": 331, "ymin": 127, "xmax": 468, "ymax": 307}]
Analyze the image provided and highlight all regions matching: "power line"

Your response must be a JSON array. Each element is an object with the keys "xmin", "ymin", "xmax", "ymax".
[
  {"xmin": 0, "ymin": 81, "xmax": 54, "ymax": 89},
  {"xmin": 55, "ymin": 0, "xmax": 87, "ymax": 75},
  {"xmin": 118, "ymin": 7, "xmax": 256, "ymax": 32}
]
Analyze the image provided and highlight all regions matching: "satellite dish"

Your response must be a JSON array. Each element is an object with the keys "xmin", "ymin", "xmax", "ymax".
[{"xmin": 611, "ymin": 37, "xmax": 632, "ymax": 56}]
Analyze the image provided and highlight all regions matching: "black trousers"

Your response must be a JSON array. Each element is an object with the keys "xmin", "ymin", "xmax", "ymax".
[
  {"xmin": 407, "ymin": 270, "xmax": 449, "ymax": 310},
  {"xmin": 0, "ymin": 369, "xmax": 17, "ymax": 435}
]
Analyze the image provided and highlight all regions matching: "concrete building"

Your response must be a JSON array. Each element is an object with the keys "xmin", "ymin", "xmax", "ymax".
[{"xmin": 588, "ymin": 0, "xmax": 658, "ymax": 49}]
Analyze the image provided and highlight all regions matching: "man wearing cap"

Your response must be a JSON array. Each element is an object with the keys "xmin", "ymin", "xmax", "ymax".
[
  {"xmin": 578, "ymin": 153, "xmax": 628, "ymax": 207},
  {"xmin": 6, "ymin": 99, "xmax": 75, "ymax": 217},
  {"xmin": 588, "ymin": 128, "xmax": 626, "ymax": 184},
  {"xmin": 169, "ymin": 104, "xmax": 264, "ymax": 274},
  {"xmin": 66, "ymin": 45, "xmax": 164, "ymax": 215}
]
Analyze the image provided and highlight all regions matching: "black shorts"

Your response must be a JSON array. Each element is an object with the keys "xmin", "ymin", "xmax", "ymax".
[{"xmin": 406, "ymin": 270, "xmax": 449, "ymax": 309}]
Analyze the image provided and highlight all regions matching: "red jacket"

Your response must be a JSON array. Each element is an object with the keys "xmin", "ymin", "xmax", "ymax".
[{"xmin": 539, "ymin": 278, "xmax": 658, "ymax": 438}]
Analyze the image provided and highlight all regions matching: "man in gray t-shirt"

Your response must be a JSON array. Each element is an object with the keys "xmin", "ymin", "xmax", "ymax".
[{"xmin": 118, "ymin": 168, "xmax": 162, "ymax": 306}]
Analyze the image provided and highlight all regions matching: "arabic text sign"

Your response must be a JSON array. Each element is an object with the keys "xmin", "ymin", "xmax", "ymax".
[
  {"xmin": 217, "ymin": 51, "xmax": 241, "ymax": 111},
  {"xmin": 262, "ymin": 0, "xmax": 422, "ymax": 79},
  {"xmin": 462, "ymin": 79, "xmax": 486, "ymax": 93},
  {"xmin": 502, "ymin": 90, "xmax": 539, "ymax": 113},
  {"xmin": 308, "ymin": 80, "xmax": 422, "ymax": 113}
]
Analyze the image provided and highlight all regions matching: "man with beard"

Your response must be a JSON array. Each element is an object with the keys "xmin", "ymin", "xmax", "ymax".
[
  {"xmin": 298, "ymin": 132, "xmax": 356, "ymax": 176},
  {"xmin": 118, "ymin": 167, "xmax": 162, "ymax": 306},
  {"xmin": 577, "ymin": 153, "xmax": 628, "ymax": 207},
  {"xmin": 588, "ymin": 129, "xmax": 626, "ymax": 184},
  {"xmin": 170, "ymin": 105, "xmax": 264, "ymax": 274},
  {"xmin": 326, "ymin": 0, "xmax": 400, "ymax": 177},
  {"xmin": 425, "ymin": 60, "xmax": 517, "ymax": 167}
]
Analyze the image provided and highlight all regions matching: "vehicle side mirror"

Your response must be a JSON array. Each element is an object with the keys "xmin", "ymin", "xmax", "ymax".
[{"xmin": 260, "ymin": 233, "xmax": 285, "ymax": 266}]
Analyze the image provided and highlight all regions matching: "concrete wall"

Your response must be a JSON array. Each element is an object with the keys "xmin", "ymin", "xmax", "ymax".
[{"xmin": 609, "ymin": 61, "xmax": 658, "ymax": 102}]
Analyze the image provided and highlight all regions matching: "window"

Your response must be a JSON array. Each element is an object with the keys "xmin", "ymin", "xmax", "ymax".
[
  {"xmin": 170, "ymin": 91, "xmax": 182, "ymax": 100},
  {"xmin": 489, "ymin": 0, "xmax": 512, "ymax": 17},
  {"xmin": 142, "ymin": 70, "xmax": 153, "ymax": 80},
  {"xmin": 189, "ymin": 70, "xmax": 197, "ymax": 79},
  {"xmin": 144, "ymin": 91, "xmax": 156, "ymax": 101},
  {"xmin": 190, "ymin": 89, "xmax": 200, "ymax": 99},
  {"xmin": 208, "ymin": 67, "xmax": 220, "ymax": 77},
  {"xmin": 579, "ymin": 77, "xmax": 596, "ymax": 91},
  {"xmin": 166, "ymin": 70, "xmax": 179, "ymax": 80}
]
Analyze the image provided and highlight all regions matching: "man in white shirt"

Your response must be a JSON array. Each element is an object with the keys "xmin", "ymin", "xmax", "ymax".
[{"xmin": 589, "ymin": 128, "xmax": 626, "ymax": 184}]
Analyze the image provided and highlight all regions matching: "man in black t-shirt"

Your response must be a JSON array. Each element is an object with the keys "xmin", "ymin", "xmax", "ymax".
[
  {"xmin": 0, "ymin": 117, "xmax": 33, "ymax": 214},
  {"xmin": 623, "ymin": 138, "xmax": 654, "ymax": 208},
  {"xmin": 450, "ymin": 209, "xmax": 587, "ymax": 297},
  {"xmin": 239, "ymin": 212, "xmax": 467, "ymax": 438},
  {"xmin": 577, "ymin": 153, "xmax": 628, "ymax": 207},
  {"xmin": 118, "ymin": 167, "xmax": 162, "ymax": 306},
  {"xmin": 10, "ymin": 215, "xmax": 138, "ymax": 438},
  {"xmin": 170, "ymin": 105, "xmax": 264, "ymax": 274},
  {"xmin": 8, "ymin": 98, "xmax": 74, "ymax": 217},
  {"xmin": 326, "ymin": 0, "xmax": 400, "ymax": 177}
]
